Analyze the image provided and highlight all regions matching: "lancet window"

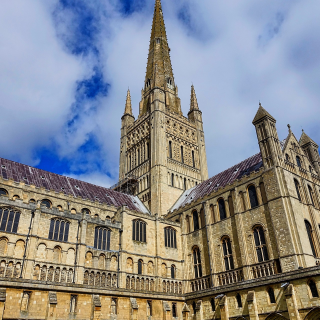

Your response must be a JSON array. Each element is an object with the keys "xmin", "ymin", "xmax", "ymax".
[
  {"xmin": 94, "ymin": 227, "xmax": 111, "ymax": 250},
  {"xmin": 48, "ymin": 219, "xmax": 70, "ymax": 242}
]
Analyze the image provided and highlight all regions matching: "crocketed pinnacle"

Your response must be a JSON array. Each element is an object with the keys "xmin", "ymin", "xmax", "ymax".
[
  {"xmin": 299, "ymin": 130, "xmax": 318, "ymax": 147},
  {"xmin": 124, "ymin": 89, "xmax": 132, "ymax": 116},
  {"xmin": 145, "ymin": 0, "xmax": 174, "ymax": 89},
  {"xmin": 190, "ymin": 85, "xmax": 199, "ymax": 110}
]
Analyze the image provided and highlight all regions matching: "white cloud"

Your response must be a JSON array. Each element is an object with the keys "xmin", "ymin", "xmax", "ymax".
[{"xmin": 0, "ymin": 0, "xmax": 319, "ymax": 184}]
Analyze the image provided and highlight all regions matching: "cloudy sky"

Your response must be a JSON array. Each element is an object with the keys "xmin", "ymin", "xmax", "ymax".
[{"xmin": 0, "ymin": 0, "xmax": 319, "ymax": 187}]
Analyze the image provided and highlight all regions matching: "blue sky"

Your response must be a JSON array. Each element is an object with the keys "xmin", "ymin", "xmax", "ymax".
[{"xmin": 0, "ymin": 0, "xmax": 319, "ymax": 187}]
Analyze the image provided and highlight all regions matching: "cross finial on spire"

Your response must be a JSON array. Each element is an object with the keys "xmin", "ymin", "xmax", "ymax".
[{"xmin": 287, "ymin": 124, "xmax": 292, "ymax": 133}]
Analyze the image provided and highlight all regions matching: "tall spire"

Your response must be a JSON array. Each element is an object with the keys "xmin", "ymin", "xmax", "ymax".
[
  {"xmin": 145, "ymin": 0, "xmax": 174, "ymax": 89},
  {"xmin": 124, "ymin": 89, "xmax": 133, "ymax": 116},
  {"xmin": 190, "ymin": 85, "xmax": 199, "ymax": 110}
]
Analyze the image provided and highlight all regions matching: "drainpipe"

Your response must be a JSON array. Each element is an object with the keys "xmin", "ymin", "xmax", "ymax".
[
  {"xmin": 20, "ymin": 210, "xmax": 35, "ymax": 278},
  {"xmin": 202, "ymin": 201, "xmax": 214, "ymax": 287},
  {"xmin": 117, "ymin": 229, "xmax": 123, "ymax": 288},
  {"xmin": 73, "ymin": 220, "xmax": 81, "ymax": 283}
]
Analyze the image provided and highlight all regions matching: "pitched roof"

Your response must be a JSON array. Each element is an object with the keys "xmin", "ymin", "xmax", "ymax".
[
  {"xmin": 0, "ymin": 157, "xmax": 149, "ymax": 214},
  {"xmin": 252, "ymin": 105, "xmax": 276, "ymax": 124},
  {"xmin": 170, "ymin": 153, "xmax": 263, "ymax": 212},
  {"xmin": 299, "ymin": 131, "xmax": 318, "ymax": 147}
]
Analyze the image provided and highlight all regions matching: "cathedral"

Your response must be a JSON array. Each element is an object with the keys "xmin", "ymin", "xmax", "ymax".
[{"xmin": 0, "ymin": 0, "xmax": 319, "ymax": 319}]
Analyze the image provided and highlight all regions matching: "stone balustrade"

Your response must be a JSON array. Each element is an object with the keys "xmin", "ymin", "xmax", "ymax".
[
  {"xmin": 251, "ymin": 260, "xmax": 278, "ymax": 279},
  {"xmin": 84, "ymin": 269, "xmax": 117, "ymax": 288},
  {"xmin": 0, "ymin": 258, "xmax": 22, "ymax": 279},
  {"xmin": 126, "ymin": 275, "xmax": 156, "ymax": 291},
  {"xmin": 217, "ymin": 268, "xmax": 244, "ymax": 286},
  {"xmin": 190, "ymin": 276, "xmax": 211, "ymax": 292}
]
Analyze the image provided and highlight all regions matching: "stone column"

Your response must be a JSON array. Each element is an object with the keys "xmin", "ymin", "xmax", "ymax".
[
  {"xmin": 0, "ymin": 289, "xmax": 6, "ymax": 320},
  {"xmin": 46, "ymin": 291, "xmax": 57, "ymax": 320},
  {"xmin": 256, "ymin": 185, "xmax": 263, "ymax": 206},
  {"xmin": 285, "ymin": 284, "xmax": 301, "ymax": 320},
  {"xmin": 182, "ymin": 303, "xmax": 190, "ymax": 320},
  {"xmin": 195, "ymin": 300, "xmax": 203, "ymax": 320},
  {"xmin": 130, "ymin": 298, "xmax": 138, "ymax": 320},
  {"xmin": 163, "ymin": 301, "xmax": 171, "ymax": 320},
  {"xmin": 219, "ymin": 296, "xmax": 229, "ymax": 320},
  {"xmin": 247, "ymin": 291, "xmax": 259, "ymax": 320}
]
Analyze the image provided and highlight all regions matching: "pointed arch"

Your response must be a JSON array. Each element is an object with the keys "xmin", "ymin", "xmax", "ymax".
[
  {"xmin": 264, "ymin": 313, "xmax": 288, "ymax": 320},
  {"xmin": 304, "ymin": 307, "xmax": 320, "ymax": 320}
]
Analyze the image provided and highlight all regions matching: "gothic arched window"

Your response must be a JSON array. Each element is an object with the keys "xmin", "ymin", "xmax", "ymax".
[
  {"xmin": 218, "ymin": 199, "xmax": 226, "ymax": 220},
  {"xmin": 164, "ymin": 227, "xmax": 177, "ymax": 248},
  {"xmin": 193, "ymin": 210, "xmax": 199, "ymax": 231},
  {"xmin": 181, "ymin": 146, "xmax": 184, "ymax": 163},
  {"xmin": 94, "ymin": 227, "xmax": 111, "ymax": 250},
  {"xmin": 236, "ymin": 293, "xmax": 242, "ymax": 308},
  {"xmin": 193, "ymin": 247, "xmax": 202, "ymax": 278},
  {"xmin": 138, "ymin": 259, "xmax": 143, "ymax": 275},
  {"xmin": 253, "ymin": 226, "xmax": 269, "ymax": 262},
  {"xmin": 222, "ymin": 237, "xmax": 234, "ymax": 271},
  {"xmin": 169, "ymin": 141, "xmax": 172, "ymax": 158},
  {"xmin": 171, "ymin": 265, "xmax": 176, "ymax": 279},
  {"xmin": 308, "ymin": 186, "xmax": 315, "ymax": 206},
  {"xmin": 171, "ymin": 173, "xmax": 174, "ymax": 187},
  {"xmin": 0, "ymin": 208, "xmax": 20, "ymax": 234},
  {"xmin": 248, "ymin": 185, "xmax": 259, "ymax": 208},
  {"xmin": 48, "ymin": 219, "xmax": 70, "ymax": 242},
  {"xmin": 296, "ymin": 156, "xmax": 302, "ymax": 167},
  {"xmin": 132, "ymin": 220, "xmax": 146, "ymax": 242},
  {"xmin": 192, "ymin": 150, "xmax": 195, "ymax": 167},
  {"xmin": 308, "ymin": 280, "xmax": 319, "ymax": 298},
  {"xmin": 294, "ymin": 179, "xmax": 301, "ymax": 201},
  {"xmin": 184, "ymin": 177, "xmax": 186, "ymax": 190},
  {"xmin": 305, "ymin": 220, "xmax": 317, "ymax": 256},
  {"xmin": 268, "ymin": 287, "xmax": 276, "ymax": 303}
]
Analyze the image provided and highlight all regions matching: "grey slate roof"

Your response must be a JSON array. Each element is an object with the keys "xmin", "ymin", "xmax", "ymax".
[
  {"xmin": 0, "ymin": 157, "xmax": 149, "ymax": 214},
  {"xmin": 170, "ymin": 152, "xmax": 263, "ymax": 212}
]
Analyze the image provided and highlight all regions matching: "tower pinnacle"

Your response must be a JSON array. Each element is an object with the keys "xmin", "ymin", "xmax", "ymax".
[
  {"xmin": 145, "ymin": 0, "xmax": 174, "ymax": 90},
  {"xmin": 124, "ymin": 89, "xmax": 133, "ymax": 116},
  {"xmin": 190, "ymin": 85, "xmax": 199, "ymax": 110}
]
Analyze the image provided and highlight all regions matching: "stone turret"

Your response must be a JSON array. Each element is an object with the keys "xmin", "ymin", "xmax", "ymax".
[
  {"xmin": 299, "ymin": 130, "xmax": 320, "ymax": 175},
  {"xmin": 252, "ymin": 103, "xmax": 282, "ymax": 168}
]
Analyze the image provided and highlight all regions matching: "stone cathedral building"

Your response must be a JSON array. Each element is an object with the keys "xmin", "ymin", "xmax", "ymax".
[{"xmin": 0, "ymin": 0, "xmax": 320, "ymax": 319}]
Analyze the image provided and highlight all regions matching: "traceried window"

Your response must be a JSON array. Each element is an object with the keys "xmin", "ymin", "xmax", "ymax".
[
  {"xmin": 305, "ymin": 220, "xmax": 317, "ymax": 257},
  {"xmin": 253, "ymin": 226, "xmax": 269, "ymax": 262},
  {"xmin": 132, "ymin": 220, "xmax": 146, "ymax": 242},
  {"xmin": 164, "ymin": 227, "xmax": 177, "ymax": 248},
  {"xmin": 296, "ymin": 156, "xmax": 302, "ymax": 167},
  {"xmin": 94, "ymin": 227, "xmax": 111, "ymax": 250},
  {"xmin": 193, "ymin": 210, "xmax": 199, "ymax": 231},
  {"xmin": 222, "ymin": 237, "xmax": 234, "ymax": 271},
  {"xmin": 0, "ymin": 208, "xmax": 20, "ymax": 233},
  {"xmin": 248, "ymin": 185, "xmax": 259, "ymax": 208},
  {"xmin": 193, "ymin": 247, "xmax": 202, "ymax": 278},
  {"xmin": 48, "ymin": 219, "xmax": 70, "ymax": 242},
  {"xmin": 294, "ymin": 179, "xmax": 301, "ymax": 201},
  {"xmin": 218, "ymin": 199, "xmax": 226, "ymax": 220}
]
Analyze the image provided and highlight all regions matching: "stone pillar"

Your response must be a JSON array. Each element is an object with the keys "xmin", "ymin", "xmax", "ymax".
[
  {"xmin": 92, "ymin": 295, "xmax": 101, "ymax": 320},
  {"xmin": 285, "ymin": 284, "xmax": 301, "ymax": 320},
  {"xmin": 225, "ymin": 200, "xmax": 230, "ymax": 218},
  {"xmin": 0, "ymin": 289, "xmax": 6, "ymax": 320},
  {"xmin": 256, "ymin": 185, "xmax": 263, "ymax": 206},
  {"xmin": 195, "ymin": 300, "xmax": 203, "ymax": 320},
  {"xmin": 182, "ymin": 303, "xmax": 190, "ymax": 320},
  {"xmin": 130, "ymin": 298, "xmax": 139, "ymax": 320},
  {"xmin": 163, "ymin": 301, "xmax": 171, "ymax": 320},
  {"xmin": 46, "ymin": 291, "xmax": 57, "ymax": 320},
  {"xmin": 219, "ymin": 296, "xmax": 229, "ymax": 320},
  {"xmin": 247, "ymin": 291, "xmax": 259, "ymax": 320}
]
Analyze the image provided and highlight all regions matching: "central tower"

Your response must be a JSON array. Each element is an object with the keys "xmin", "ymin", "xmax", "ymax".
[{"xmin": 118, "ymin": 0, "xmax": 208, "ymax": 216}]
